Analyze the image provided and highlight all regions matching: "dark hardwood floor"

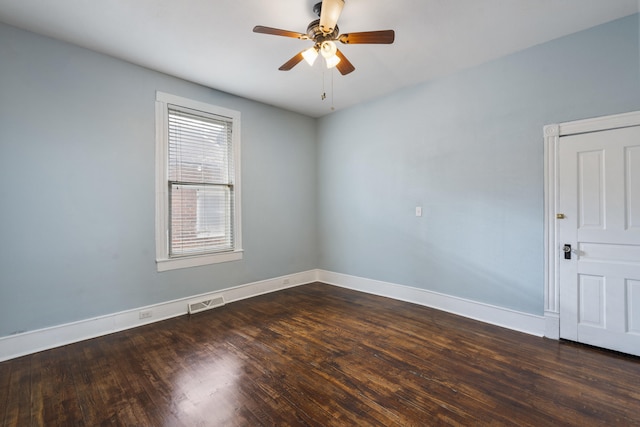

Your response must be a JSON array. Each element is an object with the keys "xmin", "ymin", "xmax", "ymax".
[{"xmin": 1, "ymin": 282, "xmax": 639, "ymax": 426}]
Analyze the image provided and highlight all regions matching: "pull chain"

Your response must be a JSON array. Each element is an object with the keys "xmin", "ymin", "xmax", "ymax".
[
  {"xmin": 331, "ymin": 68, "xmax": 335, "ymax": 111},
  {"xmin": 321, "ymin": 69, "xmax": 335, "ymax": 111}
]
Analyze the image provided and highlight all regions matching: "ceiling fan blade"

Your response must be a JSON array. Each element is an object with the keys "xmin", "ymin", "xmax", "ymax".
[
  {"xmin": 335, "ymin": 49, "xmax": 355, "ymax": 75},
  {"xmin": 339, "ymin": 30, "xmax": 395, "ymax": 44},
  {"xmin": 278, "ymin": 51, "xmax": 305, "ymax": 71},
  {"xmin": 319, "ymin": 0, "xmax": 344, "ymax": 34},
  {"xmin": 253, "ymin": 26, "xmax": 308, "ymax": 40}
]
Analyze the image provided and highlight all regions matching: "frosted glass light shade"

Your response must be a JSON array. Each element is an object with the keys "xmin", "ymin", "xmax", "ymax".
[
  {"xmin": 302, "ymin": 46, "xmax": 319, "ymax": 66},
  {"xmin": 325, "ymin": 54, "xmax": 341, "ymax": 69},
  {"xmin": 320, "ymin": 41, "xmax": 337, "ymax": 58}
]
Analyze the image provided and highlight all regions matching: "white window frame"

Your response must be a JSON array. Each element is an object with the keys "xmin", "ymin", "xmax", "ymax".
[{"xmin": 155, "ymin": 92, "xmax": 242, "ymax": 271}]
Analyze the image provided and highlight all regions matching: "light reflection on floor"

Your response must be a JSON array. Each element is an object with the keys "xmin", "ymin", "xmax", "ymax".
[{"xmin": 171, "ymin": 349, "xmax": 244, "ymax": 424}]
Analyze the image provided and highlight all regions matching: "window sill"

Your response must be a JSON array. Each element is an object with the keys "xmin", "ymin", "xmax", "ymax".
[{"xmin": 156, "ymin": 250, "xmax": 243, "ymax": 272}]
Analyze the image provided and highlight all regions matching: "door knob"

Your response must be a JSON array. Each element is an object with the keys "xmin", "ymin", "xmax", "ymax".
[{"xmin": 563, "ymin": 244, "xmax": 572, "ymax": 260}]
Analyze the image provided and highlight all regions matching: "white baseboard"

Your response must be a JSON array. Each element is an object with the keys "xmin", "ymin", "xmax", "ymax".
[
  {"xmin": 318, "ymin": 270, "xmax": 546, "ymax": 337},
  {"xmin": 0, "ymin": 270, "xmax": 319, "ymax": 362},
  {"xmin": 0, "ymin": 269, "xmax": 547, "ymax": 362},
  {"xmin": 544, "ymin": 312, "xmax": 560, "ymax": 339}
]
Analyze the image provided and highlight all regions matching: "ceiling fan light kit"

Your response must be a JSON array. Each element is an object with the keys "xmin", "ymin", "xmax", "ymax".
[
  {"xmin": 253, "ymin": 0, "xmax": 395, "ymax": 76},
  {"xmin": 320, "ymin": 40, "xmax": 340, "ymax": 68}
]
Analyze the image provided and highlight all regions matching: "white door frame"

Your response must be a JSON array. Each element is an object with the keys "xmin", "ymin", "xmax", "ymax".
[{"xmin": 544, "ymin": 110, "xmax": 640, "ymax": 339}]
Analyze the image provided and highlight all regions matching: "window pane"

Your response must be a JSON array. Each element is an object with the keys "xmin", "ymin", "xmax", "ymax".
[
  {"xmin": 165, "ymin": 104, "xmax": 235, "ymax": 258},
  {"xmin": 168, "ymin": 108, "xmax": 232, "ymax": 185},
  {"xmin": 169, "ymin": 184, "xmax": 233, "ymax": 256}
]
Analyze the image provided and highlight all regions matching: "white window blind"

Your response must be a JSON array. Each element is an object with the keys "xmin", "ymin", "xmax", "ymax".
[{"xmin": 168, "ymin": 105, "xmax": 235, "ymax": 256}]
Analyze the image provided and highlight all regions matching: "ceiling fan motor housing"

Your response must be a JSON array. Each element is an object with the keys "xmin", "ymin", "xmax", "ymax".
[{"xmin": 307, "ymin": 19, "xmax": 339, "ymax": 44}]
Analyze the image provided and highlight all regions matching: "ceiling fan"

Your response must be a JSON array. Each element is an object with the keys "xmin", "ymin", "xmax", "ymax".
[{"xmin": 253, "ymin": 0, "xmax": 395, "ymax": 75}]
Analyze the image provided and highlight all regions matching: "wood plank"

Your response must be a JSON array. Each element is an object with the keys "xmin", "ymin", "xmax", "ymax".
[
  {"xmin": 2, "ymin": 356, "xmax": 31, "ymax": 426},
  {"xmin": 0, "ymin": 356, "xmax": 12, "ymax": 426}
]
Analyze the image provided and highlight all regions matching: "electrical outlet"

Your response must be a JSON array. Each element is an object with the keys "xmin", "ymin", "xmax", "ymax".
[{"xmin": 139, "ymin": 310, "xmax": 152, "ymax": 320}]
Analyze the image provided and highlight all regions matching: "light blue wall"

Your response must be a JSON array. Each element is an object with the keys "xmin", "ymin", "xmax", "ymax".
[
  {"xmin": 1, "ymin": 15, "xmax": 639, "ymax": 338},
  {"xmin": 0, "ymin": 23, "xmax": 318, "ymax": 337},
  {"xmin": 317, "ymin": 14, "xmax": 640, "ymax": 315}
]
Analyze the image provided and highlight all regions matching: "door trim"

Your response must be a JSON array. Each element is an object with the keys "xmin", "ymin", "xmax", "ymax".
[{"xmin": 543, "ymin": 110, "xmax": 640, "ymax": 339}]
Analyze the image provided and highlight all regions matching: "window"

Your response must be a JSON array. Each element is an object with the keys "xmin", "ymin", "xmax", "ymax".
[{"xmin": 155, "ymin": 92, "xmax": 242, "ymax": 271}]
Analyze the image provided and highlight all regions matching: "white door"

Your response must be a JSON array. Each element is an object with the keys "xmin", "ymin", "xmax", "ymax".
[{"xmin": 558, "ymin": 125, "xmax": 640, "ymax": 356}]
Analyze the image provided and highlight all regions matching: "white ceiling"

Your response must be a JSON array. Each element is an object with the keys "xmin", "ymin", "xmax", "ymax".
[{"xmin": 0, "ymin": 0, "xmax": 638, "ymax": 117}]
